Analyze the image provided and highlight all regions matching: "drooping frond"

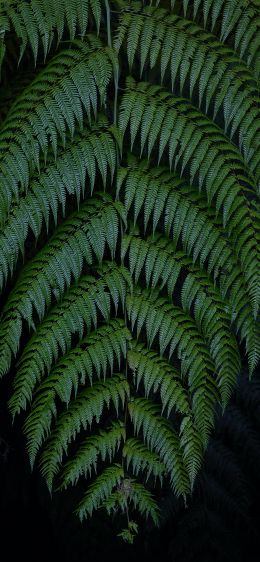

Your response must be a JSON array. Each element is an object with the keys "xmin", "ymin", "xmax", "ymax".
[
  {"xmin": 119, "ymin": 90, "xmax": 259, "ymax": 317},
  {"xmin": 124, "ymin": 234, "xmax": 241, "ymax": 405},
  {"xmin": 118, "ymin": 164, "xmax": 259, "ymax": 343},
  {"xmin": 25, "ymin": 365, "xmax": 128, "ymax": 468},
  {"xmin": 122, "ymin": 481, "xmax": 160, "ymax": 524},
  {"xmin": 76, "ymin": 464, "xmax": 124, "ymax": 520},
  {"xmin": 0, "ymin": 0, "xmax": 105, "ymax": 64},
  {"xmin": 0, "ymin": 116, "xmax": 118, "ymax": 285},
  {"xmin": 120, "ymin": 158, "xmax": 253, "ymax": 378},
  {"xmin": 0, "ymin": 189, "xmax": 122, "ymax": 293},
  {"xmin": 9, "ymin": 319, "xmax": 131, "ymax": 416},
  {"xmin": 127, "ymin": 343, "xmax": 209, "ymax": 487},
  {"xmin": 0, "ymin": 0, "xmax": 259, "ymax": 538},
  {"xmin": 127, "ymin": 287, "xmax": 219, "ymax": 444},
  {"xmin": 5, "ymin": 263, "xmax": 131, "ymax": 389},
  {"xmin": 39, "ymin": 374, "xmax": 129, "ymax": 488},
  {"xmin": 0, "ymin": 36, "xmax": 117, "ymax": 224},
  {"xmin": 179, "ymin": 0, "xmax": 260, "ymax": 79},
  {"xmin": 122, "ymin": 438, "xmax": 165, "ymax": 484},
  {"xmin": 119, "ymin": 76, "xmax": 258, "ymax": 196},
  {"xmin": 61, "ymin": 421, "xmax": 126, "ymax": 489},
  {"xmin": 0, "ymin": 196, "xmax": 125, "ymax": 377},
  {"xmin": 102, "ymin": 478, "xmax": 160, "ymax": 527},
  {"xmin": 118, "ymin": 164, "xmax": 235, "ymax": 282},
  {"xmin": 128, "ymin": 398, "xmax": 191, "ymax": 494},
  {"xmin": 115, "ymin": 5, "xmax": 260, "ymax": 169},
  {"xmin": 127, "ymin": 342, "xmax": 191, "ymax": 416}
]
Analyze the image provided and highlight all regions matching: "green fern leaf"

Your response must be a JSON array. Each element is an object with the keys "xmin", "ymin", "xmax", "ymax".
[
  {"xmin": 76, "ymin": 464, "xmax": 124, "ymax": 520},
  {"xmin": 39, "ymin": 374, "xmax": 129, "ymax": 488}
]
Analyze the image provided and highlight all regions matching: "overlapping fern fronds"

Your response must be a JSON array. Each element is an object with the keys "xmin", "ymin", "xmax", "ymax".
[
  {"xmin": 0, "ymin": 0, "xmax": 259, "ymax": 540},
  {"xmin": 158, "ymin": 370, "xmax": 260, "ymax": 562}
]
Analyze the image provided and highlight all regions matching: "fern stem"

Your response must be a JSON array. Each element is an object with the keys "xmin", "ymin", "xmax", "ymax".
[
  {"xmin": 105, "ymin": 0, "xmax": 112, "ymax": 47},
  {"xmin": 113, "ymin": 66, "xmax": 119, "ymax": 125},
  {"xmin": 121, "ymin": 308, "xmax": 130, "ymax": 473},
  {"xmin": 104, "ymin": 0, "xmax": 118, "ymax": 125}
]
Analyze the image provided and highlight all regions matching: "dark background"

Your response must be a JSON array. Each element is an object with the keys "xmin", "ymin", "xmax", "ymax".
[{"xmin": 1, "ymin": 364, "xmax": 260, "ymax": 562}]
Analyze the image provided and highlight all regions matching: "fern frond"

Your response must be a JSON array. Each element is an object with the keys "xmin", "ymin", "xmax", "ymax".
[
  {"xmin": 127, "ymin": 342, "xmax": 209, "ymax": 488},
  {"xmin": 0, "ymin": 262, "xmax": 131, "ymax": 380},
  {"xmin": 0, "ymin": 196, "xmax": 125, "ymax": 377},
  {"xmin": 0, "ymin": 37, "xmax": 117, "ymax": 224},
  {"xmin": 38, "ymin": 373, "xmax": 129, "ymax": 487},
  {"xmin": 118, "ymin": 165, "xmax": 234, "ymax": 282},
  {"xmin": 125, "ymin": 481, "xmax": 160, "ymax": 525},
  {"xmin": 61, "ymin": 421, "xmax": 126, "ymax": 489},
  {"xmin": 128, "ymin": 398, "xmax": 190, "ymax": 495},
  {"xmin": 119, "ymin": 86, "xmax": 259, "ymax": 316},
  {"xmin": 122, "ymin": 217, "xmax": 247, "ymax": 378},
  {"xmin": 0, "ymin": 0, "xmax": 104, "ymax": 64},
  {"xmin": 127, "ymin": 288, "xmax": 219, "ymax": 443},
  {"xmin": 76, "ymin": 464, "xmax": 124, "ymax": 520},
  {"xmin": 127, "ymin": 343, "xmax": 191, "ymax": 416},
  {"xmin": 122, "ymin": 438, "xmax": 165, "ymax": 484},
  {"xmin": 0, "ymin": 0, "xmax": 259, "ymax": 536},
  {"xmin": 102, "ymin": 479, "xmax": 160, "ymax": 526},
  {"xmin": 0, "ymin": 185, "xmax": 121, "ymax": 292},
  {"xmin": 0, "ymin": 117, "xmax": 118, "ymax": 285},
  {"xmin": 182, "ymin": 0, "xmax": 260, "ymax": 80},
  {"xmin": 9, "ymin": 319, "xmax": 131, "ymax": 416},
  {"xmin": 116, "ymin": 6, "xmax": 260, "ymax": 169},
  {"xmin": 123, "ymin": 234, "xmax": 241, "ymax": 405},
  {"xmin": 182, "ymin": 272, "xmax": 241, "ymax": 405},
  {"xmin": 122, "ymin": 169, "xmax": 257, "ymax": 363}
]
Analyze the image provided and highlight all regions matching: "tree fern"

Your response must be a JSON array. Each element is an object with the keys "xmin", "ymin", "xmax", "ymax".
[{"xmin": 0, "ymin": 0, "xmax": 259, "ymax": 540}]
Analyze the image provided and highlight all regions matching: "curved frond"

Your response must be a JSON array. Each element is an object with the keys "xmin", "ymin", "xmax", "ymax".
[
  {"xmin": 9, "ymin": 318, "xmax": 131, "ymax": 416},
  {"xmin": 5, "ymin": 262, "xmax": 130, "ymax": 379},
  {"xmin": 119, "ymin": 88, "xmax": 259, "ymax": 317},
  {"xmin": 128, "ymin": 343, "xmax": 191, "ymax": 416},
  {"xmin": 0, "ymin": 197, "xmax": 125, "ymax": 377},
  {"xmin": 123, "ymin": 438, "xmax": 165, "ymax": 484},
  {"xmin": 127, "ymin": 287, "xmax": 219, "ymax": 444},
  {"xmin": 61, "ymin": 421, "xmax": 126, "ymax": 489},
  {"xmin": 124, "ymin": 234, "xmax": 241, "ymax": 405},
  {"xmin": 76, "ymin": 464, "xmax": 124, "ymax": 520},
  {"xmin": 39, "ymin": 373, "xmax": 129, "ymax": 488},
  {"xmin": 128, "ymin": 398, "xmax": 191, "ymax": 494},
  {"xmin": 0, "ymin": 36, "xmax": 117, "ymax": 224},
  {"xmin": 116, "ymin": 6, "xmax": 260, "ymax": 169},
  {"xmin": 180, "ymin": 0, "xmax": 260, "ymax": 79},
  {"xmin": 0, "ymin": 116, "xmax": 118, "ymax": 286},
  {"xmin": 0, "ymin": 0, "xmax": 104, "ymax": 64}
]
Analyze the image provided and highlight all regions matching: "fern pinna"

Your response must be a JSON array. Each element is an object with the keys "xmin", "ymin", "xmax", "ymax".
[{"xmin": 0, "ymin": 0, "xmax": 259, "ymax": 541}]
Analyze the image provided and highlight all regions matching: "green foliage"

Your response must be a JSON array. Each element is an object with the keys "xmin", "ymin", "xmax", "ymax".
[
  {"xmin": 0, "ymin": 0, "xmax": 104, "ymax": 62},
  {"xmin": 0, "ymin": 0, "xmax": 259, "ymax": 539},
  {"xmin": 159, "ymin": 371, "xmax": 260, "ymax": 562},
  {"xmin": 115, "ymin": 5, "xmax": 260, "ymax": 175}
]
